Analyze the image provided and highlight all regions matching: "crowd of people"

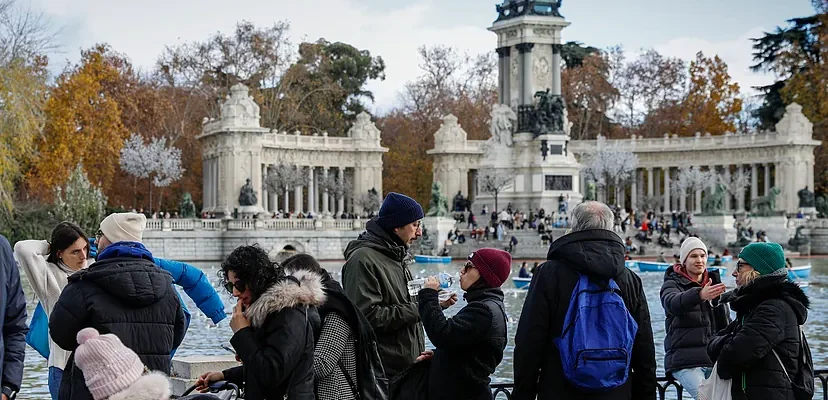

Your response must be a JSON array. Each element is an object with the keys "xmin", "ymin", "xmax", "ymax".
[{"xmin": 0, "ymin": 194, "xmax": 814, "ymax": 400}]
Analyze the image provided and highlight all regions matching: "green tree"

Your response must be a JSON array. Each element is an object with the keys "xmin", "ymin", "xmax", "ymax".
[{"xmin": 53, "ymin": 163, "xmax": 108, "ymax": 237}]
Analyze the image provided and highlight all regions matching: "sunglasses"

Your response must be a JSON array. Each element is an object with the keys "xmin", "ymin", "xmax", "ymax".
[
  {"xmin": 224, "ymin": 280, "xmax": 247, "ymax": 294},
  {"xmin": 736, "ymin": 261, "xmax": 749, "ymax": 272}
]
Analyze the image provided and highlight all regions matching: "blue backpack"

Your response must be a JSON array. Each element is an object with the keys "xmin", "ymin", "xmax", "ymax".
[{"xmin": 553, "ymin": 273, "xmax": 638, "ymax": 392}]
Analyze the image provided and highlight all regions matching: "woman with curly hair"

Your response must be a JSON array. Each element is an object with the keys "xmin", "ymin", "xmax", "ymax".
[{"xmin": 195, "ymin": 245, "xmax": 326, "ymax": 400}]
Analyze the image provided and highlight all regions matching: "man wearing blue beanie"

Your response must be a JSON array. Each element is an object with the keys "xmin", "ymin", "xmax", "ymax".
[{"xmin": 341, "ymin": 192, "xmax": 434, "ymax": 377}]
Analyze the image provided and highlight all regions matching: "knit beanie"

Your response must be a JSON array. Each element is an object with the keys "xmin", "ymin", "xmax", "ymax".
[
  {"xmin": 739, "ymin": 242, "xmax": 786, "ymax": 276},
  {"xmin": 100, "ymin": 213, "xmax": 146, "ymax": 244},
  {"xmin": 75, "ymin": 328, "xmax": 145, "ymax": 400},
  {"xmin": 469, "ymin": 248, "xmax": 512, "ymax": 288},
  {"xmin": 680, "ymin": 237, "xmax": 708, "ymax": 265},
  {"xmin": 376, "ymin": 193, "xmax": 424, "ymax": 231}
]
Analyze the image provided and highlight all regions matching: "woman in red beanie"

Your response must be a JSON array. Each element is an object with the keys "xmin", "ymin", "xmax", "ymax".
[{"xmin": 416, "ymin": 248, "xmax": 511, "ymax": 400}]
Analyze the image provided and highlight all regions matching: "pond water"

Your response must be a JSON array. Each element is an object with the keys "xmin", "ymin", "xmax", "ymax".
[{"xmin": 16, "ymin": 257, "xmax": 828, "ymax": 399}]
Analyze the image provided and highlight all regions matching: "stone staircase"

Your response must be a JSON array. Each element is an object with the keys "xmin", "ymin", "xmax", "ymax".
[{"xmin": 445, "ymin": 228, "xmax": 568, "ymax": 259}]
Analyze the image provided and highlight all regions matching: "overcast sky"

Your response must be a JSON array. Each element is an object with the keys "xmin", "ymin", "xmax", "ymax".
[{"xmin": 32, "ymin": 0, "xmax": 816, "ymax": 114}]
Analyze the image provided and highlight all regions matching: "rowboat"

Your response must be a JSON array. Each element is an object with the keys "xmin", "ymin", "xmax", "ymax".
[
  {"xmin": 414, "ymin": 255, "xmax": 452, "ymax": 264},
  {"xmin": 788, "ymin": 265, "xmax": 812, "ymax": 281},
  {"xmin": 513, "ymin": 277, "xmax": 532, "ymax": 289},
  {"xmin": 625, "ymin": 260, "xmax": 638, "ymax": 269},
  {"xmin": 638, "ymin": 261, "xmax": 671, "ymax": 272},
  {"xmin": 708, "ymin": 255, "xmax": 733, "ymax": 263}
]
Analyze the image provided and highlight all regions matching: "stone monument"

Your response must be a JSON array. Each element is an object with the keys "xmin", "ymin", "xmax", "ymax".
[
  {"xmin": 237, "ymin": 178, "xmax": 262, "ymax": 216},
  {"xmin": 423, "ymin": 182, "xmax": 458, "ymax": 255},
  {"xmin": 179, "ymin": 192, "xmax": 197, "ymax": 218},
  {"xmin": 426, "ymin": 182, "xmax": 450, "ymax": 217},
  {"xmin": 798, "ymin": 186, "xmax": 817, "ymax": 216}
]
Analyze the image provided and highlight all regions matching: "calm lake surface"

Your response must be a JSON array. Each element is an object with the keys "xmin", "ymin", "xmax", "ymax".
[{"xmin": 17, "ymin": 257, "xmax": 828, "ymax": 399}]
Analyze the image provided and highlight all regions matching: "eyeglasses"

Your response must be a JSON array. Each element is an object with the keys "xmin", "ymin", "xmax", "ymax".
[
  {"xmin": 736, "ymin": 261, "xmax": 748, "ymax": 272},
  {"xmin": 224, "ymin": 280, "xmax": 247, "ymax": 294}
]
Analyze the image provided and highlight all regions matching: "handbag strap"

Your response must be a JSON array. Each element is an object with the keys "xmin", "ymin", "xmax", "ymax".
[
  {"xmin": 338, "ymin": 360, "xmax": 359, "ymax": 399},
  {"xmin": 770, "ymin": 325, "xmax": 804, "ymax": 383}
]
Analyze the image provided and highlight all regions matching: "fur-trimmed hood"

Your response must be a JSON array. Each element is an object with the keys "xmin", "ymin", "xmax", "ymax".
[
  {"xmin": 109, "ymin": 372, "xmax": 170, "ymax": 400},
  {"xmin": 245, "ymin": 269, "xmax": 326, "ymax": 328}
]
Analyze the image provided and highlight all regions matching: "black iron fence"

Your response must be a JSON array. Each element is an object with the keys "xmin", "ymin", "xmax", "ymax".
[{"xmin": 490, "ymin": 369, "xmax": 828, "ymax": 399}]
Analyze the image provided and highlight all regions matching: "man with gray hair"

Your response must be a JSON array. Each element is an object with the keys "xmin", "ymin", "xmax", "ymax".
[{"xmin": 512, "ymin": 201, "xmax": 657, "ymax": 400}]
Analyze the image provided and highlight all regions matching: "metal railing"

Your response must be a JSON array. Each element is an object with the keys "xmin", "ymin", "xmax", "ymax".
[{"xmin": 490, "ymin": 370, "xmax": 828, "ymax": 399}]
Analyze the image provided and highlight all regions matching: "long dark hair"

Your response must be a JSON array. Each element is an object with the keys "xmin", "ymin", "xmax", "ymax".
[
  {"xmin": 46, "ymin": 222, "xmax": 89, "ymax": 265},
  {"xmin": 281, "ymin": 253, "xmax": 333, "ymax": 282},
  {"xmin": 220, "ymin": 245, "xmax": 285, "ymax": 302}
]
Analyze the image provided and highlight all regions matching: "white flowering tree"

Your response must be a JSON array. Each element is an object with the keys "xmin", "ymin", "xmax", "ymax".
[
  {"xmin": 720, "ymin": 169, "xmax": 751, "ymax": 203},
  {"xmin": 264, "ymin": 164, "xmax": 309, "ymax": 212},
  {"xmin": 674, "ymin": 166, "xmax": 717, "ymax": 210},
  {"xmin": 477, "ymin": 167, "xmax": 515, "ymax": 212},
  {"xmin": 355, "ymin": 188, "xmax": 381, "ymax": 217},
  {"xmin": 53, "ymin": 164, "xmax": 108, "ymax": 235},
  {"xmin": 119, "ymin": 133, "xmax": 185, "ymax": 214},
  {"xmin": 582, "ymin": 136, "xmax": 639, "ymax": 204},
  {"xmin": 317, "ymin": 174, "xmax": 353, "ymax": 214}
]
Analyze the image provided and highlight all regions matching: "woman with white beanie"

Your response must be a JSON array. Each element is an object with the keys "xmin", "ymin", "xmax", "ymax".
[{"xmin": 660, "ymin": 237, "xmax": 731, "ymax": 398}]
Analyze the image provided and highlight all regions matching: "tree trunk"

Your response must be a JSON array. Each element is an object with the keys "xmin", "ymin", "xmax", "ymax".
[{"xmin": 494, "ymin": 192, "xmax": 499, "ymax": 213}]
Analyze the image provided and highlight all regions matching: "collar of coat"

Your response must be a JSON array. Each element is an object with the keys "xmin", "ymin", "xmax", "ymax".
[{"xmin": 245, "ymin": 269, "xmax": 326, "ymax": 328}]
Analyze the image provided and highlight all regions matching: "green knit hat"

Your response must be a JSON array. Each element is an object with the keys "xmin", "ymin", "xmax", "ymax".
[{"xmin": 739, "ymin": 242, "xmax": 786, "ymax": 276}]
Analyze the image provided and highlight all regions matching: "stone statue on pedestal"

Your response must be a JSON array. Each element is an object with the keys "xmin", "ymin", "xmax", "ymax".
[
  {"xmin": 752, "ymin": 187, "xmax": 781, "ymax": 216},
  {"xmin": 798, "ymin": 186, "xmax": 815, "ymax": 208},
  {"xmin": 239, "ymin": 178, "xmax": 258, "ymax": 206},
  {"xmin": 179, "ymin": 192, "xmax": 197, "ymax": 218},
  {"xmin": 788, "ymin": 226, "xmax": 810, "ymax": 249},
  {"xmin": 584, "ymin": 181, "xmax": 597, "ymax": 201},
  {"xmin": 489, "ymin": 104, "xmax": 518, "ymax": 148},
  {"xmin": 426, "ymin": 182, "xmax": 450, "ymax": 217}
]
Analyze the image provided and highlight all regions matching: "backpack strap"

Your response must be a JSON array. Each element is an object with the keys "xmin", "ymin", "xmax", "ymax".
[{"xmin": 770, "ymin": 325, "xmax": 806, "ymax": 383}]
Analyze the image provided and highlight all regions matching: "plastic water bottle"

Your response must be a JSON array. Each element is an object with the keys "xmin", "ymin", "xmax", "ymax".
[{"xmin": 408, "ymin": 272, "xmax": 454, "ymax": 296}]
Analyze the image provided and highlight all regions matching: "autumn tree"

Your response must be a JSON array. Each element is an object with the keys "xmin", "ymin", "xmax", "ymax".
[
  {"xmin": 675, "ymin": 52, "xmax": 742, "ymax": 136},
  {"xmin": 29, "ymin": 44, "xmax": 132, "ymax": 198},
  {"xmin": 561, "ymin": 52, "xmax": 619, "ymax": 139},
  {"xmin": 380, "ymin": 45, "xmax": 497, "ymax": 205}
]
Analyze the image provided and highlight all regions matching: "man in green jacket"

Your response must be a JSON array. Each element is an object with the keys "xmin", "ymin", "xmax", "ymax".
[{"xmin": 342, "ymin": 192, "xmax": 435, "ymax": 377}]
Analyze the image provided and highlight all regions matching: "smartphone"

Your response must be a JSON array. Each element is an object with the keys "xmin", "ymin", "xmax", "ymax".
[{"xmin": 221, "ymin": 343, "xmax": 236, "ymax": 355}]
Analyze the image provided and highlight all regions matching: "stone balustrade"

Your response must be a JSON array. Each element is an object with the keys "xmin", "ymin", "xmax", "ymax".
[{"xmin": 144, "ymin": 218, "xmax": 363, "ymax": 232}]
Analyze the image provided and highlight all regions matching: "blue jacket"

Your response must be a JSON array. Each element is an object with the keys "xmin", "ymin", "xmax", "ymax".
[
  {"xmin": 90, "ymin": 238, "xmax": 226, "ymax": 325},
  {"xmin": 0, "ymin": 235, "xmax": 28, "ymax": 391}
]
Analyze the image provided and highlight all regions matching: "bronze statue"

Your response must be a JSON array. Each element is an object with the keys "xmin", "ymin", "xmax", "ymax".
[
  {"xmin": 426, "ymin": 182, "xmax": 450, "ymax": 217},
  {"xmin": 179, "ymin": 192, "xmax": 197, "ymax": 218},
  {"xmin": 238, "ymin": 178, "xmax": 258, "ymax": 206},
  {"xmin": 752, "ymin": 187, "xmax": 781, "ymax": 216},
  {"xmin": 798, "ymin": 186, "xmax": 815, "ymax": 208},
  {"xmin": 788, "ymin": 226, "xmax": 809, "ymax": 249},
  {"xmin": 452, "ymin": 191, "xmax": 468, "ymax": 212}
]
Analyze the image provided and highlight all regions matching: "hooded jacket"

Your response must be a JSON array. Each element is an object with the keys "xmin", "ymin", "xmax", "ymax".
[
  {"xmin": 49, "ymin": 242, "xmax": 187, "ymax": 400},
  {"xmin": 660, "ymin": 265, "xmax": 731, "ymax": 373},
  {"xmin": 0, "ymin": 236, "xmax": 27, "ymax": 393},
  {"xmin": 222, "ymin": 269, "xmax": 326, "ymax": 400},
  {"xmin": 418, "ymin": 287, "xmax": 507, "ymax": 400},
  {"xmin": 512, "ymin": 229, "xmax": 657, "ymax": 400},
  {"xmin": 707, "ymin": 276, "xmax": 810, "ymax": 400},
  {"xmin": 341, "ymin": 220, "xmax": 425, "ymax": 377}
]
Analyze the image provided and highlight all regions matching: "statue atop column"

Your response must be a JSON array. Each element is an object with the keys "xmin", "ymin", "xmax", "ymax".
[
  {"xmin": 798, "ymin": 186, "xmax": 815, "ymax": 208},
  {"xmin": 532, "ymin": 89, "xmax": 565, "ymax": 136},
  {"xmin": 239, "ymin": 178, "xmax": 258, "ymax": 206}
]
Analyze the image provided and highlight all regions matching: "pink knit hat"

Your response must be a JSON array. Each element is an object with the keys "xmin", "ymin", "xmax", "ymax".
[{"xmin": 74, "ymin": 328, "xmax": 145, "ymax": 400}]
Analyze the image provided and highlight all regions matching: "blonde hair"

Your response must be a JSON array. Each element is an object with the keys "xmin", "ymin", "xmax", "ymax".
[{"xmin": 740, "ymin": 269, "xmax": 761, "ymax": 286}]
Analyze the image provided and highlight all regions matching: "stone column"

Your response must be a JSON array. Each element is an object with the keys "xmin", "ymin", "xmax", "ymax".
[
  {"xmin": 261, "ymin": 164, "xmax": 268, "ymax": 213},
  {"xmin": 516, "ymin": 43, "xmax": 535, "ymax": 105},
  {"xmin": 663, "ymin": 167, "xmax": 671, "ymax": 213},
  {"xmin": 307, "ymin": 167, "xmax": 315, "ymax": 214},
  {"xmin": 679, "ymin": 190, "xmax": 686, "ymax": 213},
  {"xmin": 294, "ymin": 166, "xmax": 303, "ymax": 214},
  {"xmin": 764, "ymin": 164, "xmax": 771, "ymax": 195},
  {"xmin": 750, "ymin": 164, "xmax": 758, "ymax": 210},
  {"xmin": 267, "ymin": 164, "xmax": 277, "ymax": 213},
  {"xmin": 322, "ymin": 167, "xmax": 330, "ymax": 215},
  {"xmin": 630, "ymin": 170, "xmax": 638, "ymax": 211},
  {"xmin": 736, "ymin": 164, "xmax": 745, "ymax": 212},
  {"xmin": 723, "ymin": 167, "xmax": 732, "ymax": 212},
  {"xmin": 552, "ymin": 44, "xmax": 562, "ymax": 96},
  {"xmin": 337, "ymin": 167, "xmax": 345, "ymax": 216},
  {"xmin": 694, "ymin": 189, "xmax": 702, "ymax": 213},
  {"xmin": 202, "ymin": 159, "xmax": 208, "ymax": 211},
  {"xmin": 283, "ymin": 186, "xmax": 290, "ymax": 214},
  {"xmin": 496, "ymin": 47, "xmax": 511, "ymax": 105},
  {"xmin": 646, "ymin": 167, "xmax": 654, "ymax": 197}
]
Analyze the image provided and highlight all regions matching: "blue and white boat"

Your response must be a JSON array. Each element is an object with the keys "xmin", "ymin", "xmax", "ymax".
[
  {"xmin": 414, "ymin": 255, "xmax": 452, "ymax": 264},
  {"xmin": 788, "ymin": 265, "xmax": 812, "ymax": 281},
  {"xmin": 638, "ymin": 261, "xmax": 671, "ymax": 272},
  {"xmin": 708, "ymin": 255, "xmax": 733, "ymax": 263},
  {"xmin": 513, "ymin": 277, "xmax": 531, "ymax": 289},
  {"xmin": 625, "ymin": 260, "xmax": 638, "ymax": 269}
]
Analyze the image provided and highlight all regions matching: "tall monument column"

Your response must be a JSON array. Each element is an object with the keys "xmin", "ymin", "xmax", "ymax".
[
  {"xmin": 496, "ymin": 47, "xmax": 511, "ymax": 104},
  {"xmin": 552, "ymin": 44, "xmax": 562, "ymax": 96},
  {"xmin": 516, "ymin": 43, "xmax": 535, "ymax": 105}
]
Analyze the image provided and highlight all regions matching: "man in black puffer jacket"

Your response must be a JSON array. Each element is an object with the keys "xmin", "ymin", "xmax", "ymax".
[
  {"xmin": 417, "ymin": 248, "xmax": 510, "ymax": 400},
  {"xmin": 50, "ymin": 213, "xmax": 187, "ymax": 400},
  {"xmin": 708, "ymin": 242, "xmax": 812, "ymax": 400},
  {"xmin": 660, "ymin": 237, "xmax": 731, "ymax": 398},
  {"xmin": 513, "ymin": 202, "xmax": 657, "ymax": 400}
]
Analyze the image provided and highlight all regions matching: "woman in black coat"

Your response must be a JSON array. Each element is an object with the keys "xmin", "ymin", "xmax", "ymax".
[
  {"xmin": 708, "ymin": 242, "xmax": 812, "ymax": 400},
  {"xmin": 416, "ymin": 248, "xmax": 510, "ymax": 400},
  {"xmin": 660, "ymin": 238, "xmax": 730, "ymax": 398},
  {"xmin": 195, "ymin": 245, "xmax": 325, "ymax": 400}
]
